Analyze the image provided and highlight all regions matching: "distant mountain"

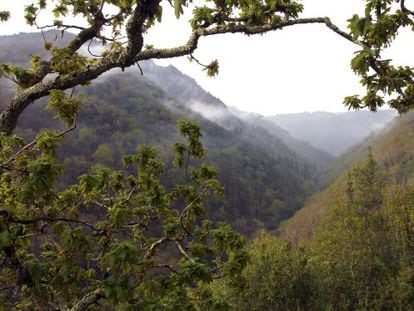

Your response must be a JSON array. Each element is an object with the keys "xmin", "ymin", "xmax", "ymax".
[
  {"xmin": 140, "ymin": 61, "xmax": 335, "ymax": 173},
  {"xmin": 0, "ymin": 32, "xmax": 337, "ymax": 234},
  {"xmin": 281, "ymin": 112, "xmax": 413, "ymax": 242},
  {"xmin": 0, "ymin": 30, "xmax": 73, "ymax": 65},
  {"xmin": 230, "ymin": 108, "xmax": 336, "ymax": 174},
  {"xmin": 268, "ymin": 111, "xmax": 396, "ymax": 156},
  {"xmin": 140, "ymin": 61, "xmax": 226, "ymax": 110}
]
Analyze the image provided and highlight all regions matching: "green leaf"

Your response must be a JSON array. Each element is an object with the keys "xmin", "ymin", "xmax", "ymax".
[
  {"xmin": 174, "ymin": 0, "xmax": 184, "ymax": 18},
  {"xmin": 47, "ymin": 89, "xmax": 80, "ymax": 127},
  {"xmin": 203, "ymin": 60, "xmax": 219, "ymax": 77}
]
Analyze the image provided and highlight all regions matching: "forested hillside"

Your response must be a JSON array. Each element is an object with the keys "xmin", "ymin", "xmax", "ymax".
[
  {"xmin": 0, "ymin": 32, "xmax": 335, "ymax": 233},
  {"xmin": 281, "ymin": 112, "xmax": 414, "ymax": 242},
  {"xmin": 210, "ymin": 113, "xmax": 414, "ymax": 310},
  {"xmin": 268, "ymin": 110, "xmax": 396, "ymax": 156}
]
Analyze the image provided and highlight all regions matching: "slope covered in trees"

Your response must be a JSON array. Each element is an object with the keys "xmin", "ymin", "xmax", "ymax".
[
  {"xmin": 211, "ymin": 136, "xmax": 414, "ymax": 310},
  {"xmin": 0, "ymin": 32, "xmax": 335, "ymax": 233},
  {"xmin": 281, "ymin": 111, "xmax": 414, "ymax": 242}
]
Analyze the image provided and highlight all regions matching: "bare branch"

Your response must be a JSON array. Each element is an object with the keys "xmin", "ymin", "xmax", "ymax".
[
  {"xmin": 124, "ymin": 181, "xmax": 139, "ymax": 203},
  {"xmin": 87, "ymin": 39, "xmax": 102, "ymax": 58},
  {"xmin": 189, "ymin": 54, "xmax": 208, "ymax": 69},
  {"xmin": 144, "ymin": 237, "xmax": 168, "ymax": 258},
  {"xmin": 38, "ymin": 23, "xmax": 87, "ymax": 31},
  {"xmin": 175, "ymin": 240, "xmax": 195, "ymax": 263},
  {"xmin": 136, "ymin": 62, "xmax": 144, "ymax": 75},
  {"xmin": 0, "ymin": 72, "xmax": 18, "ymax": 85}
]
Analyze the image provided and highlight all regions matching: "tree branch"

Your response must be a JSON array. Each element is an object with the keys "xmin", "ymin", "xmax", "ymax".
[
  {"xmin": 135, "ymin": 17, "xmax": 360, "ymax": 63},
  {"xmin": 70, "ymin": 288, "xmax": 106, "ymax": 311},
  {"xmin": 179, "ymin": 187, "xmax": 208, "ymax": 234},
  {"xmin": 399, "ymin": 0, "xmax": 414, "ymax": 16},
  {"xmin": 175, "ymin": 240, "xmax": 195, "ymax": 263},
  {"xmin": 144, "ymin": 237, "xmax": 168, "ymax": 258},
  {"xmin": 123, "ymin": 0, "xmax": 161, "ymax": 67},
  {"xmin": 0, "ymin": 209, "xmax": 100, "ymax": 232},
  {"xmin": 0, "ymin": 123, "xmax": 76, "ymax": 170},
  {"xmin": 0, "ymin": 17, "xmax": 356, "ymax": 135}
]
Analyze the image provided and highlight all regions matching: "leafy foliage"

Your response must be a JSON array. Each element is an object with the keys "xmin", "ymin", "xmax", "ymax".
[
  {"xmin": 0, "ymin": 120, "xmax": 246, "ymax": 309},
  {"xmin": 215, "ymin": 152, "xmax": 414, "ymax": 310},
  {"xmin": 344, "ymin": 0, "xmax": 414, "ymax": 113}
]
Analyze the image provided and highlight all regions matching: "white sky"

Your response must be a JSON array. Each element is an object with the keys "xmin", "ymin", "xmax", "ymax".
[{"xmin": 0, "ymin": 1, "xmax": 412, "ymax": 115}]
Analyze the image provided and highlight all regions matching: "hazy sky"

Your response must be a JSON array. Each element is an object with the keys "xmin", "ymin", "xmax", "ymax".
[{"xmin": 0, "ymin": 1, "xmax": 412, "ymax": 115}]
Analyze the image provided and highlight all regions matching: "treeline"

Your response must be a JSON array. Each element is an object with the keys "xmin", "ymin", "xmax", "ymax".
[{"xmin": 205, "ymin": 151, "xmax": 414, "ymax": 310}]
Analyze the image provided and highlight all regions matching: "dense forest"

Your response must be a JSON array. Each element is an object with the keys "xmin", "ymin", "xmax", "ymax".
[
  {"xmin": 1, "ymin": 0, "xmax": 414, "ymax": 309},
  {"xmin": 0, "ymin": 32, "xmax": 343, "ymax": 233}
]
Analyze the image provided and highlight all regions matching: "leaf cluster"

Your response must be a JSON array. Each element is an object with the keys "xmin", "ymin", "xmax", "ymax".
[{"xmin": 0, "ymin": 119, "xmax": 245, "ymax": 309}]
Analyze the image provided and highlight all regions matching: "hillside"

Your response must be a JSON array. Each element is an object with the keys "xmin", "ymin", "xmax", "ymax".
[
  {"xmin": 0, "ymin": 32, "xmax": 337, "ymax": 234},
  {"xmin": 231, "ymin": 108, "xmax": 335, "ymax": 175},
  {"xmin": 268, "ymin": 110, "xmax": 396, "ymax": 156},
  {"xmin": 2, "ymin": 32, "xmax": 398, "ymax": 236},
  {"xmin": 281, "ymin": 112, "xmax": 414, "ymax": 241}
]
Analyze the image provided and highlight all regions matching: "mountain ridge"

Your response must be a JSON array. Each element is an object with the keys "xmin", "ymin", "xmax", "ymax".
[{"xmin": 267, "ymin": 110, "xmax": 396, "ymax": 156}]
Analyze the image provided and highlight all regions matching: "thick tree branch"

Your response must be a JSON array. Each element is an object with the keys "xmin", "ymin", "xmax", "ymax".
[
  {"xmin": 399, "ymin": 0, "xmax": 414, "ymax": 16},
  {"xmin": 123, "ymin": 0, "xmax": 161, "ymax": 66},
  {"xmin": 135, "ymin": 17, "xmax": 360, "ymax": 62},
  {"xmin": 67, "ymin": 14, "xmax": 106, "ymax": 54},
  {"xmin": 0, "ymin": 17, "xmax": 356, "ymax": 135},
  {"xmin": 26, "ymin": 9, "xmax": 108, "ymax": 90}
]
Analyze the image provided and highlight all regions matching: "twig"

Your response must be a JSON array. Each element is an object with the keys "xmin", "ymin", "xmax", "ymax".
[
  {"xmin": 189, "ymin": 54, "xmax": 208, "ymax": 68},
  {"xmin": 70, "ymin": 86, "xmax": 76, "ymax": 98},
  {"xmin": 123, "ymin": 182, "xmax": 139, "ymax": 203},
  {"xmin": 0, "ymin": 285, "xmax": 15, "ymax": 291},
  {"xmin": 87, "ymin": 39, "xmax": 103, "ymax": 58},
  {"xmin": 0, "ymin": 209, "xmax": 100, "ymax": 232},
  {"xmin": 178, "ymin": 187, "xmax": 208, "ymax": 233},
  {"xmin": 38, "ymin": 23, "xmax": 87, "ymax": 31},
  {"xmin": 136, "ymin": 62, "xmax": 144, "ymax": 75},
  {"xmin": 144, "ymin": 237, "xmax": 168, "ymax": 258},
  {"xmin": 175, "ymin": 240, "xmax": 195, "ymax": 263},
  {"xmin": 0, "ymin": 73, "xmax": 18, "ymax": 84},
  {"xmin": 0, "ymin": 123, "xmax": 76, "ymax": 169},
  {"xmin": 35, "ymin": 21, "xmax": 48, "ymax": 46}
]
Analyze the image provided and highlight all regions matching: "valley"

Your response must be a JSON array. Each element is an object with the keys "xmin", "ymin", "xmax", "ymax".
[{"xmin": 0, "ymin": 32, "xmax": 396, "ymax": 235}]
